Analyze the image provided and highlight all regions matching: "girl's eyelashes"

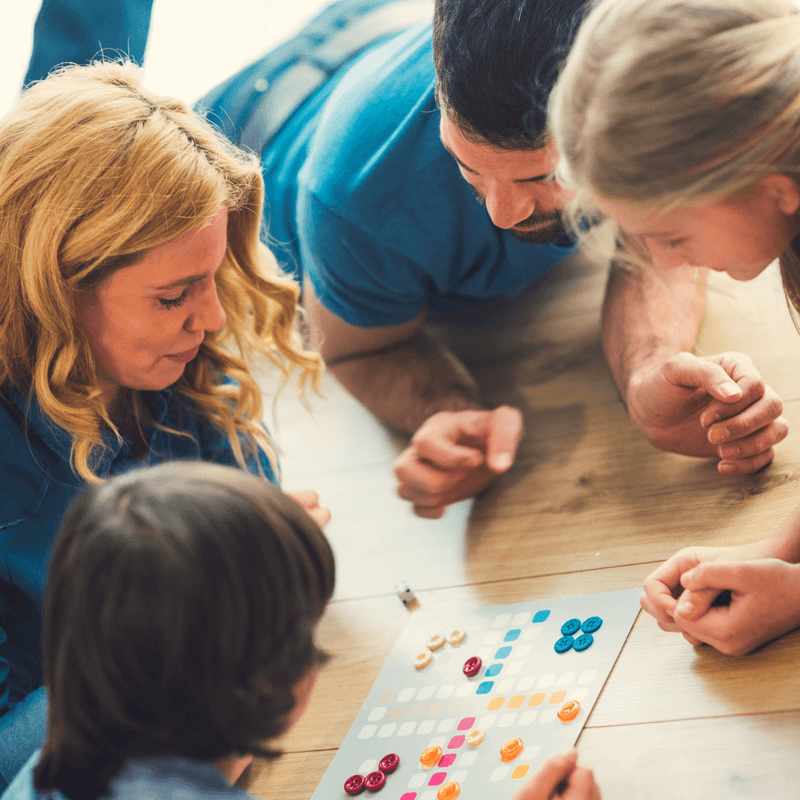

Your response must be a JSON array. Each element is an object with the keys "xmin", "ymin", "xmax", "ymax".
[{"xmin": 158, "ymin": 289, "xmax": 189, "ymax": 309}]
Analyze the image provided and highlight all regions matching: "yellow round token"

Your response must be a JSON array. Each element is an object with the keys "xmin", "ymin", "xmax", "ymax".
[
  {"xmin": 426, "ymin": 633, "xmax": 447, "ymax": 650},
  {"xmin": 500, "ymin": 737, "xmax": 524, "ymax": 761},
  {"xmin": 437, "ymin": 781, "xmax": 461, "ymax": 800},
  {"xmin": 413, "ymin": 651, "xmax": 433, "ymax": 669},
  {"xmin": 465, "ymin": 728, "xmax": 486, "ymax": 747},
  {"xmin": 420, "ymin": 745, "xmax": 443, "ymax": 767},
  {"xmin": 446, "ymin": 628, "xmax": 466, "ymax": 646}
]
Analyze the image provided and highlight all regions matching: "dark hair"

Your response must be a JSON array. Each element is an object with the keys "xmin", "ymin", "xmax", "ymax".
[
  {"xmin": 33, "ymin": 462, "xmax": 335, "ymax": 800},
  {"xmin": 433, "ymin": 0, "xmax": 590, "ymax": 149}
]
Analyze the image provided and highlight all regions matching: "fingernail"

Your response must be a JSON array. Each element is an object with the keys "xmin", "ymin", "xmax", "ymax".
[
  {"xmin": 708, "ymin": 427, "xmax": 730, "ymax": 444},
  {"xmin": 701, "ymin": 413, "xmax": 721, "ymax": 428},
  {"xmin": 491, "ymin": 453, "xmax": 513, "ymax": 471},
  {"xmin": 676, "ymin": 598, "xmax": 695, "ymax": 616},
  {"xmin": 720, "ymin": 382, "xmax": 741, "ymax": 397},
  {"xmin": 718, "ymin": 462, "xmax": 736, "ymax": 476},
  {"xmin": 720, "ymin": 445, "xmax": 739, "ymax": 458}
]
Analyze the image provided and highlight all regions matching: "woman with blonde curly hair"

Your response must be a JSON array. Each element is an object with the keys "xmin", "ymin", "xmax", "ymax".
[
  {"xmin": 0, "ymin": 60, "xmax": 324, "ymax": 785},
  {"xmin": 549, "ymin": 0, "xmax": 800, "ymax": 656}
]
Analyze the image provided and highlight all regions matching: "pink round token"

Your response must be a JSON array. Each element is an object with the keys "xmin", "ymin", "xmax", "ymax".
[
  {"xmin": 463, "ymin": 656, "xmax": 482, "ymax": 677},
  {"xmin": 344, "ymin": 774, "xmax": 366, "ymax": 795},
  {"xmin": 364, "ymin": 771, "xmax": 387, "ymax": 792},
  {"xmin": 379, "ymin": 753, "xmax": 400, "ymax": 774}
]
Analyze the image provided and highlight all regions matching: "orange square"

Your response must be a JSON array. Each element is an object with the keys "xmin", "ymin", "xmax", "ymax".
[
  {"xmin": 487, "ymin": 696, "xmax": 505, "ymax": 711},
  {"xmin": 507, "ymin": 695, "xmax": 525, "ymax": 709},
  {"xmin": 528, "ymin": 693, "xmax": 545, "ymax": 707},
  {"xmin": 512, "ymin": 765, "xmax": 530, "ymax": 779},
  {"xmin": 549, "ymin": 690, "xmax": 567, "ymax": 705}
]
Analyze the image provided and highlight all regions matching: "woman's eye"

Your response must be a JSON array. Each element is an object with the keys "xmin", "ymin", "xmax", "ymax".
[
  {"xmin": 158, "ymin": 290, "xmax": 189, "ymax": 309},
  {"xmin": 666, "ymin": 238, "xmax": 687, "ymax": 248}
]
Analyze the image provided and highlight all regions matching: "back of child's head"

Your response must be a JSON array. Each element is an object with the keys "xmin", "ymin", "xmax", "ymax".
[{"xmin": 33, "ymin": 462, "xmax": 336, "ymax": 800}]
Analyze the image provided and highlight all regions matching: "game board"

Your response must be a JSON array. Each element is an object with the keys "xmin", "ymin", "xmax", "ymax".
[{"xmin": 311, "ymin": 588, "xmax": 641, "ymax": 800}]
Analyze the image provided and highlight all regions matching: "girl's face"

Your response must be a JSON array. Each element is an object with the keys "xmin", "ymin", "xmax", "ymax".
[
  {"xmin": 598, "ymin": 175, "xmax": 800, "ymax": 281},
  {"xmin": 75, "ymin": 206, "xmax": 229, "ymax": 402}
]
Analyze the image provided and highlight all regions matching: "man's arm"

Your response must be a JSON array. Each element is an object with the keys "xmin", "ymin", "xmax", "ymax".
[
  {"xmin": 602, "ymin": 261, "xmax": 788, "ymax": 474},
  {"xmin": 304, "ymin": 280, "xmax": 523, "ymax": 517}
]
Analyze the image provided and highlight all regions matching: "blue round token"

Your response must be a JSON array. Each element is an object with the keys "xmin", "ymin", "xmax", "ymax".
[
  {"xmin": 560, "ymin": 618, "xmax": 581, "ymax": 636},
  {"xmin": 581, "ymin": 616, "xmax": 603, "ymax": 633},
  {"xmin": 573, "ymin": 633, "xmax": 594, "ymax": 651},
  {"xmin": 554, "ymin": 635, "xmax": 574, "ymax": 653}
]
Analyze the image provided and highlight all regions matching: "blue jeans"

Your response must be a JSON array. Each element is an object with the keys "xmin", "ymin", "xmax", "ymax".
[{"xmin": 24, "ymin": 0, "xmax": 154, "ymax": 86}]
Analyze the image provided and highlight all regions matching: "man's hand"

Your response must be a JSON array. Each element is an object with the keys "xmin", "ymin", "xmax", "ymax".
[
  {"xmin": 509, "ymin": 749, "xmax": 601, "ymax": 800},
  {"xmin": 672, "ymin": 559, "xmax": 800, "ymax": 654},
  {"xmin": 626, "ymin": 351, "xmax": 787, "ymax": 475},
  {"xmin": 394, "ymin": 406, "xmax": 523, "ymax": 518},
  {"xmin": 287, "ymin": 489, "xmax": 332, "ymax": 528}
]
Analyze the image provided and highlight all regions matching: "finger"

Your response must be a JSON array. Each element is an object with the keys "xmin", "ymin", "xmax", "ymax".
[
  {"xmin": 639, "ymin": 589, "xmax": 678, "ymax": 626},
  {"xmin": 562, "ymin": 766, "xmax": 601, "ymax": 800},
  {"xmin": 680, "ymin": 562, "xmax": 749, "ymax": 593},
  {"xmin": 510, "ymin": 750, "xmax": 578, "ymax": 800},
  {"xmin": 411, "ymin": 430, "xmax": 485, "ymax": 470},
  {"xmin": 674, "ymin": 586, "xmax": 722, "ymax": 621},
  {"xmin": 717, "ymin": 446, "xmax": 775, "ymax": 477},
  {"xmin": 395, "ymin": 450, "xmax": 460, "ymax": 498},
  {"xmin": 306, "ymin": 504, "xmax": 331, "ymax": 528},
  {"xmin": 485, "ymin": 406, "xmax": 524, "ymax": 473},
  {"xmin": 714, "ymin": 418, "xmax": 788, "ymax": 459},
  {"xmin": 413, "ymin": 503, "xmax": 446, "ymax": 519},
  {"xmin": 664, "ymin": 354, "xmax": 743, "ymax": 402},
  {"xmin": 681, "ymin": 630, "xmax": 705, "ymax": 646},
  {"xmin": 287, "ymin": 489, "xmax": 321, "ymax": 509}
]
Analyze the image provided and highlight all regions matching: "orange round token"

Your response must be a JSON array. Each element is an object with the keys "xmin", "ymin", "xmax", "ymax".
[
  {"xmin": 500, "ymin": 737, "xmax": 524, "ymax": 761},
  {"xmin": 419, "ymin": 745, "xmax": 443, "ymax": 767},
  {"xmin": 437, "ymin": 781, "xmax": 461, "ymax": 800},
  {"xmin": 558, "ymin": 699, "xmax": 581, "ymax": 722}
]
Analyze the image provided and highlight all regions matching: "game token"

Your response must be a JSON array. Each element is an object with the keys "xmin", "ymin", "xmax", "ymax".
[
  {"xmin": 437, "ymin": 781, "xmax": 461, "ymax": 800},
  {"xmin": 560, "ymin": 618, "xmax": 582, "ymax": 636},
  {"xmin": 465, "ymin": 728, "xmax": 486, "ymax": 747},
  {"xmin": 413, "ymin": 651, "xmax": 433, "ymax": 669},
  {"xmin": 420, "ymin": 745, "xmax": 443, "ymax": 767},
  {"xmin": 557, "ymin": 700, "xmax": 581, "ymax": 722},
  {"xmin": 364, "ymin": 771, "xmax": 386, "ymax": 792},
  {"xmin": 573, "ymin": 633, "xmax": 594, "ymax": 651},
  {"xmin": 500, "ymin": 737, "xmax": 524, "ymax": 761},
  {"xmin": 447, "ymin": 628, "xmax": 467, "ymax": 646},
  {"xmin": 344, "ymin": 774, "xmax": 366, "ymax": 795},
  {"xmin": 462, "ymin": 656, "xmax": 482, "ymax": 677},
  {"xmin": 581, "ymin": 616, "xmax": 603, "ymax": 633},
  {"xmin": 378, "ymin": 753, "xmax": 400, "ymax": 774},
  {"xmin": 554, "ymin": 635, "xmax": 574, "ymax": 653},
  {"xmin": 427, "ymin": 633, "xmax": 447, "ymax": 650}
]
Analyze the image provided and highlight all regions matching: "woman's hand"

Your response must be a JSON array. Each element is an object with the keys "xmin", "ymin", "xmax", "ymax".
[
  {"xmin": 287, "ymin": 489, "xmax": 331, "ymax": 528},
  {"xmin": 509, "ymin": 750, "xmax": 601, "ymax": 800}
]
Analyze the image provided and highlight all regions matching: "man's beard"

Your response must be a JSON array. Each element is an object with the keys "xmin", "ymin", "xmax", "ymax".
[{"xmin": 505, "ymin": 212, "xmax": 570, "ymax": 244}]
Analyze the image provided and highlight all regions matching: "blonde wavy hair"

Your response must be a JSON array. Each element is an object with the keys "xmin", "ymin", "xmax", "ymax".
[
  {"xmin": 548, "ymin": 0, "xmax": 800, "ymax": 298},
  {"xmin": 0, "ymin": 61, "xmax": 322, "ymax": 483}
]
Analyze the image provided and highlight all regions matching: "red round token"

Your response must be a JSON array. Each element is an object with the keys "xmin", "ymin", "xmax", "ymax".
[
  {"xmin": 379, "ymin": 753, "xmax": 400, "ymax": 774},
  {"xmin": 463, "ymin": 656, "xmax": 482, "ymax": 677},
  {"xmin": 344, "ymin": 774, "xmax": 366, "ymax": 795},
  {"xmin": 364, "ymin": 771, "xmax": 387, "ymax": 792}
]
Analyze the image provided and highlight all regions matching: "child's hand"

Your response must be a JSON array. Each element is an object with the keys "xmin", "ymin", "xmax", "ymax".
[
  {"xmin": 287, "ymin": 489, "xmax": 331, "ymax": 528},
  {"xmin": 671, "ymin": 559, "xmax": 800, "ymax": 654},
  {"xmin": 508, "ymin": 749, "xmax": 601, "ymax": 800}
]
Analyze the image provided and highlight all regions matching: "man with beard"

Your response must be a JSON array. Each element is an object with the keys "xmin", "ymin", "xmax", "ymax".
[{"xmin": 201, "ymin": 0, "xmax": 787, "ymax": 517}]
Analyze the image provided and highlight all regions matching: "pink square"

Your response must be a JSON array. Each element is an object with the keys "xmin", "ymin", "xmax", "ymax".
[
  {"xmin": 457, "ymin": 716, "xmax": 476, "ymax": 731},
  {"xmin": 428, "ymin": 772, "xmax": 448, "ymax": 787},
  {"xmin": 400, "ymin": 795, "xmax": 417, "ymax": 800},
  {"xmin": 448, "ymin": 735, "xmax": 465, "ymax": 749},
  {"xmin": 438, "ymin": 754, "xmax": 457, "ymax": 767}
]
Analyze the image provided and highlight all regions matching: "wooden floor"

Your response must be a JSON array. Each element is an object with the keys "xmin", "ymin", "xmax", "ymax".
[{"xmin": 250, "ymin": 242, "xmax": 800, "ymax": 800}]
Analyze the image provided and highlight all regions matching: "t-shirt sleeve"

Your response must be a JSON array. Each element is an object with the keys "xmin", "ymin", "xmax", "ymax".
[
  {"xmin": 298, "ymin": 188, "xmax": 429, "ymax": 328},
  {"xmin": 0, "ymin": 749, "xmax": 40, "ymax": 800}
]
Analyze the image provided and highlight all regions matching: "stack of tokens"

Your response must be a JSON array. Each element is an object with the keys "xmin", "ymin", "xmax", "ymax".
[{"xmin": 344, "ymin": 753, "xmax": 400, "ymax": 795}]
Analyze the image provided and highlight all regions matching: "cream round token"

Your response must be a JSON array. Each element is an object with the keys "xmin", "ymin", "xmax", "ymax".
[
  {"xmin": 446, "ymin": 628, "xmax": 466, "ymax": 646},
  {"xmin": 413, "ymin": 651, "xmax": 433, "ymax": 669},
  {"xmin": 426, "ymin": 633, "xmax": 447, "ymax": 651},
  {"xmin": 465, "ymin": 728, "xmax": 486, "ymax": 747}
]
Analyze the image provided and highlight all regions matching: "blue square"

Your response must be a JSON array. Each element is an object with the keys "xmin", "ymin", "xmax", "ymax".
[
  {"xmin": 485, "ymin": 663, "xmax": 503, "ymax": 677},
  {"xmin": 494, "ymin": 646, "xmax": 512, "ymax": 659},
  {"xmin": 476, "ymin": 681, "xmax": 494, "ymax": 694},
  {"xmin": 503, "ymin": 629, "xmax": 521, "ymax": 642},
  {"xmin": 532, "ymin": 610, "xmax": 550, "ymax": 623}
]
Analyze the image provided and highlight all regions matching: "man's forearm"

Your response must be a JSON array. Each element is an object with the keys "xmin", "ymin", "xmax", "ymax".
[
  {"xmin": 602, "ymin": 261, "xmax": 707, "ymax": 404},
  {"xmin": 326, "ymin": 329, "xmax": 484, "ymax": 434}
]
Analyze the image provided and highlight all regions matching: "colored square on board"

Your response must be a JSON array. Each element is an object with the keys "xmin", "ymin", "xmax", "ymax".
[
  {"xmin": 495, "ymin": 646, "xmax": 513, "ymax": 659},
  {"xmin": 504, "ymin": 629, "xmax": 521, "ymax": 642},
  {"xmin": 532, "ymin": 610, "xmax": 550, "ymax": 623},
  {"xmin": 438, "ymin": 754, "xmax": 457, "ymax": 767},
  {"xmin": 476, "ymin": 681, "xmax": 494, "ymax": 694},
  {"xmin": 487, "ymin": 696, "xmax": 505, "ymax": 711},
  {"xmin": 428, "ymin": 773, "xmax": 447, "ymax": 787},
  {"xmin": 508, "ymin": 695, "xmax": 525, "ymax": 709},
  {"xmin": 485, "ymin": 664, "xmax": 503, "ymax": 677},
  {"xmin": 512, "ymin": 765, "xmax": 531, "ymax": 780},
  {"xmin": 448, "ymin": 735, "xmax": 465, "ymax": 749},
  {"xmin": 549, "ymin": 690, "xmax": 567, "ymax": 704},
  {"xmin": 457, "ymin": 717, "xmax": 475, "ymax": 731},
  {"xmin": 400, "ymin": 795, "xmax": 417, "ymax": 800},
  {"xmin": 528, "ymin": 692, "xmax": 545, "ymax": 706}
]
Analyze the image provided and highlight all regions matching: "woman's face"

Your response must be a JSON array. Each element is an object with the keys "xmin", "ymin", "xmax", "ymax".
[
  {"xmin": 598, "ymin": 175, "xmax": 800, "ymax": 281},
  {"xmin": 76, "ymin": 206, "xmax": 228, "ymax": 401}
]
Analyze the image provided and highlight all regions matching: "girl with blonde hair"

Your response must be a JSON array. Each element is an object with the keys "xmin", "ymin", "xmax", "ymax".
[
  {"xmin": 0, "ymin": 60, "xmax": 324, "ymax": 785},
  {"xmin": 549, "ymin": 0, "xmax": 800, "ymax": 654}
]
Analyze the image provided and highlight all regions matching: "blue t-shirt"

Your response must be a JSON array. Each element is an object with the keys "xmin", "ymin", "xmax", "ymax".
[
  {"xmin": 2, "ymin": 751, "xmax": 253, "ymax": 800},
  {"xmin": 262, "ymin": 24, "xmax": 573, "ymax": 326}
]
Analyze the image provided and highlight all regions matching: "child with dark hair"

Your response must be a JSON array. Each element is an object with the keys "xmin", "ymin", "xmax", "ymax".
[{"xmin": 1, "ymin": 461, "xmax": 335, "ymax": 800}]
